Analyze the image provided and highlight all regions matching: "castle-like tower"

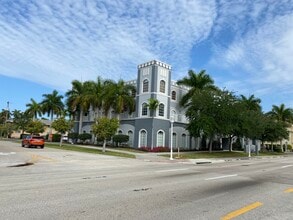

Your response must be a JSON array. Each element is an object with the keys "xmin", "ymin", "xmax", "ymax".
[{"xmin": 119, "ymin": 60, "xmax": 194, "ymax": 149}]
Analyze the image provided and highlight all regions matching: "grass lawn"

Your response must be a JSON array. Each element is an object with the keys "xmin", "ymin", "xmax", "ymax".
[
  {"xmin": 45, "ymin": 143, "xmax": 136, "ymax": 159},
  {"xmin": 169, "ymin": 151, "xmax": 284, "ymax": 159}
]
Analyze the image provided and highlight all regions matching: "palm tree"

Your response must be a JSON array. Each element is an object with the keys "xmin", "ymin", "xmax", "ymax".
[
  {"xmin": 87, "ymin": 77, "xmax": 104, "ymax": 120},
  {"xmin": 147, "ymin": 98, "xmax": 159, "ymax": 149},
  {"xmin": 103, "ymin": 79, "xmax": 136, "ymax": 119},
  {"xmin": 66, "ymin": 80, "xmax": 92, "ymax": 134},
  {"xmin": 40, "ymin": 90, "xmax": 64, "ymax": 140},
  {"xmin": 177, "ymin": 69, "xmax": 217, "ymax": 107},
  {"xmin": 25, "ymin": 98, "xmax": 42, "ymax": 120},
  {"xmin": 268, "ymin": 104, "xmax": 293, "ymax": 123},
  {"xmin": 147, "ymin": 98, "xmax": 159, "ymax": 117},
  {"xmin": 267, "ymin": 104, "xmax": 293, "ymax": 152},
  {"xmin": 239, "ymin": 94, "xmax": 261, "ymax": 112}
]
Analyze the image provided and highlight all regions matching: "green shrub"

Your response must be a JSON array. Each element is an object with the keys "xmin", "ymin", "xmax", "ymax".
[
  {"xmin": 52, "ymin": 134, "xmax": 61, "ymax": 142},
  {"xmin": 78, "ymin": 133, "xmax": 92, "ymax": 143},
  {"xmin": 273, "ymin": 146, "xmax": 282, "ymax": 153},
  {"xmin": 113, "ymin": 134, "xmax": 129, "ymax": 147},
  {"xmin": 68, "ymin": 132, "xmax": 78, "ymax": 139},
  {"xmin": 287, "ymin": 144, "xmax": 292, "ymax": 151}
]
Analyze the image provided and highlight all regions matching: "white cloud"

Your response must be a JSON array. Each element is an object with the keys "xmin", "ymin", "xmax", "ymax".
[
  {"xmin": 0, "ymin": 0, "xmax": 216, "ymax": 91},
  {"xmin": 209, "ymin": 2, "xmax": 293, "ymax": 110}
]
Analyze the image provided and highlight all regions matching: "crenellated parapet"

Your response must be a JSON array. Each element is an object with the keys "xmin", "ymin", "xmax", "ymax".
[{"xmin": 137, "ymin": 60, "xmax": 172, "ymax": 70}]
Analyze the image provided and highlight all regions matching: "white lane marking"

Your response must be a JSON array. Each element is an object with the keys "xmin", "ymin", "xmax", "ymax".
[
  {"xmin": 205, "ymin": 174, "xmax": 238, "ymax": 180},
  {"xmin": 156, "ymin": 168, "xmax": 190, "ymax": 173},
  {"xmin": 0, "ymin": 152, "xmax": 16, "ymax": 156},
  {"xmin": 281, "ymin": 165, "xmax": 293, "ymax": 169}
]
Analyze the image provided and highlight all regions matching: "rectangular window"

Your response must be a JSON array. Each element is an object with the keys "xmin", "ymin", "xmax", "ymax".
[{"xmin": 159, "ymin": 104, "xmax": 164, "ymax": 116}]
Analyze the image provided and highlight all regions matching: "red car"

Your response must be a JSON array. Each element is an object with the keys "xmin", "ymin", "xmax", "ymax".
[{"xmin": 22, "ymin": 136, "xmax": 45, "ymax": 148}]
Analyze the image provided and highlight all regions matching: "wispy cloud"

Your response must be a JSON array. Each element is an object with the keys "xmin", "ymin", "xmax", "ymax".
[
  {"xmin": 209, "ymin": 0, "xmax": 293, "ymax": 109},
  {"xmin": 0, "ymin": 0, "xmax": 216, "ymax": 90}
]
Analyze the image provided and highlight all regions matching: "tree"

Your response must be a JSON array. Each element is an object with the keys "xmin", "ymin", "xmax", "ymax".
[
  {"xmin": 186, "ymin": 89, "xmax": 238, "ymax": 152},
  {"xmin": 267, "ymin": 104, "xmax": 293, "ymax": 152},
  {"xmin": 40, "ymin": 90, "xmax": 64, "ymax": 141},
  {"xmin": 12, "ymin": 110, "xmax": 32, "ymax": 135},
  {"xmin": 0, "ymin": 109, "xmax": 10, "ymax": 124},
  {"xmin": 103, "ymin": 79, "xmax": 136, "ymax": 118},
  {"xmin": 87, "ymin": 77, "xmax": 105, "ymax": 120},
  {"xmin": 239, "ymin": 94, "xmax": 262, "ymax": 112},
  {"xmin": 92, "ymin": 117, "xmax": 119, "ymax": 152},
  {"xmin": 177, "ymin": 69, "xmax": 217, "ymax": 107},
  {"xmin": 147, "ymin": 98, "xmax": 159, "ymax": 117},
  {"xmin": 51, "ymin": 117, "xmax": 73, "ymax": 146},
  {"xmin": 25, "ymin": 98, "xmax": 42, "ymax": 120},
  {"xmin": 261, "ymin": 116, "xmax": 288, "ymax": 152},
  {"xmin": 268, "ymin": 104, "xmax": 293, "ymax": 123},
  {"xmin": 147, "ymin": 98, "xmax": 159, "ymax": 149},
  {"xmin": 66, "ymin": 80, "xmax": 92, "ymax": 134},
  {"xmin": 25, "ymin": 120, "xmax": 45, "ymax": 134},
  {"xmin": 0, "ymin": 123, "xmax": 15, "ymax": 138}
]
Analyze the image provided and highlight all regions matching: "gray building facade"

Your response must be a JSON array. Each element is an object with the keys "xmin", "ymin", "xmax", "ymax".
[{"xmin": 77, "ymin": 60, "xmax": 198, "ymax": 150}]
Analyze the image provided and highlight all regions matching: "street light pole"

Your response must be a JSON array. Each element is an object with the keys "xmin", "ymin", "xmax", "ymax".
[{"xmin": 170, "ymin": 116, "xmax": 174, "ymax": 160}]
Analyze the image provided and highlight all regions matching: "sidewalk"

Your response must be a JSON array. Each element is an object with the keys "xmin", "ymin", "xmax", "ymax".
[
  {"xmin": 52, "ymin": 143, "xmax": 292, "ymax": 165},
  {"xmin": 69, "ymin": 144, "xmax": 227, "ymax": 164}
]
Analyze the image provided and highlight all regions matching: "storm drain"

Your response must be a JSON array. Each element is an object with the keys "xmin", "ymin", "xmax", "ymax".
[{"xmin": 8, "ymin": 162, "xmax": 34, "ymax": 167}]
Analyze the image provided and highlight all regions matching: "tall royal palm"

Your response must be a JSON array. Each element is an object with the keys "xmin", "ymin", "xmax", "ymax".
[
  {"xmin": 239, "ymin": 94, "xmax": 262, "ymax": 112},
  {"xmin": 177, "ymin": 69, "xmax": 217, "ymax": 107},
  {"xmin": 40, "ymin": 90, "xmax": 64, "ymax": 140},
  {"xmin": 25, "ymin": 98, "xmax": 42, "ymax": 120},
  {"xmin": 66, "ymin": 80, "xmax": 92, "ymax": 134}
]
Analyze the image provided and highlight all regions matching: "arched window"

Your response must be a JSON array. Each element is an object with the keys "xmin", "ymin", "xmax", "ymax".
[
  {"xmin": 128, "ymin": 130, "xmax": 133, "ymax": 147},
  {"xmin": 160, "ymin": 80, "xmax": 165, "ymax": 93},
  {"xmin": 142, "ymin": 103, "xmax": 148, "ymax": 116},
  {"xmin": 171, "ymin": 91, "xmax": 176, "ymax": 100},
  {"xmin": 173, "ymin": 133, "xmax": 177, "ymax": 148},
  {"xmin": 143, "ymin": 79, "xmax": 149, "ymax": 93},
  {"xmin": 159, "ymin": 103, "xmax": 164, "ymax": 116},
  {"xmin": 182, "ymin": 134, "xmax": 187, "ymax": 149},
  {"xmin": 157, "ymin": 130, "xmax": 164, "ymax": 147},
  {"xmin": 140, "ymin": 130, "xmax": 147, "ymax": 147},
  {"xmin": 118, "ymin": 130, "xmax": 123, "ymax": 134}
]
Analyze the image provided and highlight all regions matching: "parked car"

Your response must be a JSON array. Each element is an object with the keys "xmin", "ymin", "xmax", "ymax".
[{"xmin": 21, "ymin": 135, "xmax": 45, "ymax": 148}]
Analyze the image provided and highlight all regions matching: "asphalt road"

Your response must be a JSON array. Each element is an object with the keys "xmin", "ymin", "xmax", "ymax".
[{"xmin": 0, "ymin": 140, "xmax": 293, "ymax": 220}]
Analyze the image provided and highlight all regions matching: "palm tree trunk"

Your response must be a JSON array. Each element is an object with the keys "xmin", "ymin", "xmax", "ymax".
[
  {"xmin": 79, "ymin": 109, "xmax": 83, "ymax": 134},
  {"xmin": 49, "ymin": 111, "xmax": 53, "ymax": 141}
]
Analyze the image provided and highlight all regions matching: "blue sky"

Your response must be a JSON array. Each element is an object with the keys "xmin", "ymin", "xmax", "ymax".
[{"xmin": 0, "ymin": 0, "xmax": 293, "ymax": 113}]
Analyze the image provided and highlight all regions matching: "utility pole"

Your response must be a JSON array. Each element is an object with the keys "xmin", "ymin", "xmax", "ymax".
[{"xmin": 5, "ymin": 101, "xmax": 10, "ymax": 123}]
